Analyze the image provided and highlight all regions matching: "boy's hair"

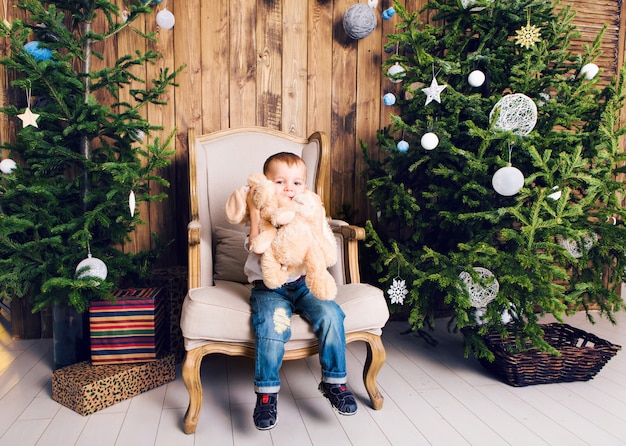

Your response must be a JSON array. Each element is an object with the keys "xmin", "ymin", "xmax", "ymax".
[{"xmin": 263, "ymin": 152, "xmax": 305, "ymax": 176}]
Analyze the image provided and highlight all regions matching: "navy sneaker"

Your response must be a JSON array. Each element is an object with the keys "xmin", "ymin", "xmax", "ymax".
[
  {"xmin": 253, "ymin": 393, "xmax": 278, "ymax": 430},
  {"xmin": 318, "ymin": 382, "xmax": 358, "ymax": 415}
]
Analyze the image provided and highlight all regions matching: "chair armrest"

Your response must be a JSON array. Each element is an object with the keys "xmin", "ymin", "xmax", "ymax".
[
  {"xmin": 187, "ymin": 220, "xmax": 202, "ymax": 290},
  {"xmin": 329, "ymin": 220, "xmax": 365, "ymax": 284}
]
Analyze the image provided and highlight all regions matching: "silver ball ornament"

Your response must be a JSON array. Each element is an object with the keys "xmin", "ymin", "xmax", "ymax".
[{"xmin": 397, "ymin": 140, "xmax": 409, "ymax": 152}]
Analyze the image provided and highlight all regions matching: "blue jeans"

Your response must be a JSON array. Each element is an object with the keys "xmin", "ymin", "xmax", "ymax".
[{"xmin": 250, "ymin": 278, "xmax": 347, "ymax": 394}]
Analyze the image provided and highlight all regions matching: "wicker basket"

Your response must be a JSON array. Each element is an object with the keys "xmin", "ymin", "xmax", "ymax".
[{"xmin": 478, "ymin": 323, "xmax": 621, "ymax": 387}]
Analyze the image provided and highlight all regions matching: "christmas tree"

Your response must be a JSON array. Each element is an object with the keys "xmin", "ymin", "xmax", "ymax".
[
  {"xmin": 363, "ymin": 0, "xmax": 626, "ymax": 358},
  {"xmin": 0, "ymin": 0, "xmax": 182, "ymax": 313}
]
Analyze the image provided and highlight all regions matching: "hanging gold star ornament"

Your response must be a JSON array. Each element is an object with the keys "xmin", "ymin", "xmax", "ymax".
[
  {"xmin": 17, "ymin": 86, "xmax": 40, "ymax": 128},
  {"xmin": 515, "ymin": 8, "xmax": 541, "ymax": 50}
]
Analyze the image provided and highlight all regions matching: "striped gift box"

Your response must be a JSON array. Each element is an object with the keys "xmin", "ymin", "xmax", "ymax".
[{"xmin": 89, "ymin": 287, "xmax": 168, "ymax": 365}]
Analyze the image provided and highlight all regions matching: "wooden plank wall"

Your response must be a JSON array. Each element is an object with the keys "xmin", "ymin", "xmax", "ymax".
[{"xmin": 1, "ymin": 0, "xmax": 624, "ymax": 268}]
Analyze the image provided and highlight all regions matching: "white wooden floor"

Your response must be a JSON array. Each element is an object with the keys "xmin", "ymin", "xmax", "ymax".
[{"xmin": 1, "ymin": 307, "xmax": 625, "ymax": 446}]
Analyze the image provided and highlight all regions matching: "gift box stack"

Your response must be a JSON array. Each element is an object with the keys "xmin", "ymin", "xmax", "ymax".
[
  {"xmin": 52, "ymin": 288, "xmax": 175, "ymax": 416},
  {"xmin": 89, "ymin": 287, "xmax": 169, "ymax": 365}
]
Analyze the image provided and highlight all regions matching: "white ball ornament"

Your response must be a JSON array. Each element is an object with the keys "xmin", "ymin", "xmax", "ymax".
[
  {"xmin": 420, "ymin": 132, "xmax": 439, "ymax": 150},
  {"xmin": 387, "ymin": 63, "xmax": 406, "ymax": 83},
  {"xmin": 580, "ymin": 63, "xmax": 599, "ymax": 80},
  {"xmin": 156, "ymin": 8, "xmax": 175, "ymax": 29},
  {"xmin": 492, "ymin": 165, "xmax": 524, "ymax": 196},
  {"xmin": 468, "ymin": 70, "xmax": 485, "ymax": 87},
  {"xmin": 75, "ymin": 254, "xmax": 108, "ymax": 281},
  {"xmin": 0, "ymin": 158, "xmax": 17, "ymax": 174},
  {"xmin": 397, "ymin": 140, "xmax": 409, "ymax": 152}
]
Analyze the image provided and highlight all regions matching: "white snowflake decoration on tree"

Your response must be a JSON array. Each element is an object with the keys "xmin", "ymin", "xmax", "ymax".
[{"xmin": 388, "ymin": 277, "xmax": 408, "ymax": 305}]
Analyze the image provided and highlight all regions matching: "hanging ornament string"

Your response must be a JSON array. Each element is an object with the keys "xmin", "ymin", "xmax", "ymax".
[
  {"xmin": 387, "ymin": 259, "xmax": 408, "ymax": 305},
  {"xmin": 17, "ymin": 82, "xmax": 40, "ymax": 128},
  {"xmin": 2, "ymin": 0, "xmax": 9, "ymax": 27}
]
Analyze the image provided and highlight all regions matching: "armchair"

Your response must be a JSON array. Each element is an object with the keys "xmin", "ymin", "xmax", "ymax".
[{"xmin": 179, "ymin": 127, "xmax": 389, "ymax": 434}]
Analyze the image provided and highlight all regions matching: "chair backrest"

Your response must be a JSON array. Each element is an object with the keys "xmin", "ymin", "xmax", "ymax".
[{"xmin": 188, "ymin": 127, "xmax": 331, "ymax": 289}]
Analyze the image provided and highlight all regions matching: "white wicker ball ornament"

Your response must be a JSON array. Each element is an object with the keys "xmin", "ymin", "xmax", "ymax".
[
  {"xmin": 558, "ymin": 234, "xmax": 597, "ymax": 259},
  {"xmin": 490, "ymin": 93, "xmax": 537, "ymax": 136},
  {"xmin": 580, "ymin": 63, "xmax": 599, "ymax": 80},
  {"xmin": 459, "ymin": 267, "xmax": 499, "ymax": 308},
  {"xmin": 492, "ymin": 165, "xmax": 524, "ymax": 196},
  {"xmin": 343, "ymin": 3, "xmax": 377, "ymax": 40},
  {"xmin": 75, "ymin": 254, "xmax": 108, "ymax": 281},
  {"xmin": 468, "ymin": 70, "xmax": 485, "ymax": 87},
  {"xmin": 420, "ymin": 132, "xmax": 439, "ymax": 150}
]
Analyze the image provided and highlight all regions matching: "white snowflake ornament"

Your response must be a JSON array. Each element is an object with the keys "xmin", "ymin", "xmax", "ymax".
[{"xmin": 388, "ymin": 277, "xmax": 408, "ymax": 305}]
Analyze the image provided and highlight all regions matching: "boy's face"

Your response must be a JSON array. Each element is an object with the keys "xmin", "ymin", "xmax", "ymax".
[{"xmin": 265, "ymin": 160, "xmax": 307, "ymax": 199}]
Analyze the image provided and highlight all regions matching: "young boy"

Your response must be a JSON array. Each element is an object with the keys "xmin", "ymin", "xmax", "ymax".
[{"xmin": 245, "ymin": 152, "xmax": 357, "ymax": 430}]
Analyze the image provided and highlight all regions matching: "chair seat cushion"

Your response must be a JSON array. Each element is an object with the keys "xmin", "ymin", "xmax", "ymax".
[{"xmin": 181, "ymin": 281, "xmax": 389, "ymax": 351}]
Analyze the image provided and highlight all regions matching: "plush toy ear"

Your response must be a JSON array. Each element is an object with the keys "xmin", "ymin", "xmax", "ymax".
[{"xmin": 225, "ymin": 186, "xmax": 249, "ymax": 224}]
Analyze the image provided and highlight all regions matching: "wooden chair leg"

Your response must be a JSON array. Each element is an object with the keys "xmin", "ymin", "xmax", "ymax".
[
  {"xmin": 182, "ymin": 347, "xmax": 204, "ymax": 434},
  {"xmin": 362, "ymin": 333, "xmax": 386, "ymax": 410}
]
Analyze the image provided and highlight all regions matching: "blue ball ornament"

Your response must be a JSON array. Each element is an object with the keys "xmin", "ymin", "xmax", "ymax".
[
  {"xmin": 24, "ymin": 41, "xmax": 52, "ymax": 62},
  {"xmin": 383, "ymin": 93, "xmax": 396, "ymax": 106},
  {"xmin": 382, "ymin": 7, "xmax": 396, "ymax": 20},
  {"xmin": 397, "ymin": 140, "xmax": 409, "ymax": 152}
]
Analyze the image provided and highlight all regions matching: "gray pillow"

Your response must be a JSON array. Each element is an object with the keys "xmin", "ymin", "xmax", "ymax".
[{"xmin": 213, "ymin": 227, "xmax": 249, "ymax": 283}]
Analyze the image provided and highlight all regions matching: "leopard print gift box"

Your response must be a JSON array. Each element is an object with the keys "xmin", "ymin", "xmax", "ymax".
[{"xmin": 51, "ymin": 353, "xmax": 175, "ymax": 416}]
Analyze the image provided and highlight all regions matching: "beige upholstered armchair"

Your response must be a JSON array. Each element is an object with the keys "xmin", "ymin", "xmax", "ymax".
[{"xmin": 179, "ymin": 127, "xmax": 390, "ymax": 434}]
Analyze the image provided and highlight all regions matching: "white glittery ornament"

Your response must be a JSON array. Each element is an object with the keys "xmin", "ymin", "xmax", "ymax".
[
  {"xmin": 75, "ymin": 254, "xmax": 108, "ymax": 281},
  {"xmin": 490, "ymin": 93, "xmax": 537, "ymax": 136},
  {"xmin": 459, "ymin": 267, "xmax": 499, "ymax": 308}
]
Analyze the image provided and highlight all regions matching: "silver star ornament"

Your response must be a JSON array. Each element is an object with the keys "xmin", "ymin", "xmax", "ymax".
[{"xmin": 422, "ymin": 77, "xmax": 447, "ymax": 105}]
